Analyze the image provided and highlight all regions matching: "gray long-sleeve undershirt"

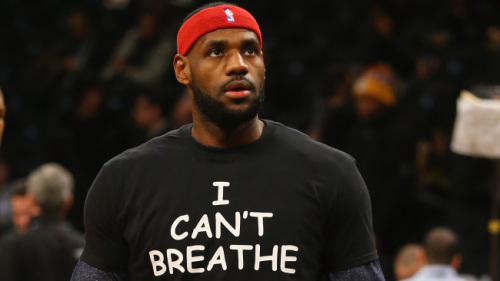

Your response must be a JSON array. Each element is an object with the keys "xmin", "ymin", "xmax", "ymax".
[{"xmin": 71, "ymin": 259, "xmax": 385, "ymax": 281}]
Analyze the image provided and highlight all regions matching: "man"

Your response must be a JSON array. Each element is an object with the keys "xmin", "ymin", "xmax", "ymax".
[
  {"xmin": 394, "ymin": 243, "xmax": 425, "ymax": 280},
  {"xmin": 323, "ymin": 62, "xmax": 416, "ymax": 259},
  {"xmin": 0, "ymin": 180, "xmax": 36, "ymax": 238},
  {"xmin": 71, "ymin": 2, "xmax": 384, "ymax": 280},
  {"xmin": 0, "ymin": 163, "xmax": 85, "ymax": 281},
  {"xmin": 8, "ymin": 180, "xmax": 39, "ymax": 234},
  {"xmin": 402, "ymin": 227, "xmax": 466, "ymax": 281},
  {"xmin": 129, "ymin": 88, "xmax": 173, "ymax": 147}
]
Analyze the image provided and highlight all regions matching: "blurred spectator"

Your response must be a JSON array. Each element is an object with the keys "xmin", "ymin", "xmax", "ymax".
[
  {"xmin": 100, "ymin": 10, "xmax": 176, "ymax": 95},
  {"xmin": 129, "ymin": 87, "xmax": 173, "ymax": 146},
  {"xmin": 8, "ymin": 180, "xmax": 39, "ymax": 235},
  {"xmin": 447, "ymin": 154, "xmax": 493, "ymax": 277},
  {"xmin": 48, "ymin": 82, "xmax": 127, "ymax": 231},
  {"xmin": 395, "ymin": 51, "xmax": 458, "ymax": 251},
  {"xmin": 358, "ymin": 4, "xmax": 413, "ymax": 76},
  {"xmin": 0, "ymin": 179, "xmax": 40, "ymax": 242},
  {"xmin": 468, "ymin": 24, "xmax": 500, "ymax": 85},
  {"xmin": 0, "ymin": 163, "xmax": 84, "ymax": 281},
  {"xmin": 401, "ymin": 227, "xmax": 466, "ymax": 281},
  {"xmin": 313, "ymin": 62, "xmax": 359, "ymax": 144},
  {"xmin": 394, "ymin": 243, "xmax": 426, "ymax": 281},
  {"xmin": 45, "ymin": 8, "xmax": 102, "ymax": 79},
  {"xmin": 411, "ymin": 125, "xmax": 452, "ymax": 233},
  {"xmin": 0, "ymin": 156, "xmax": 12, "ymax": 234},
  {"xmin": 416, "ymin": 127, "xmax": 451, "ymax": 193},
  {"xmin": 351, "ymin": 62, "xmax": 398, "ymax": 120},
  {"xmin": 170, "ymin": 89, "xmax": 193, "ymax": 129},
  {"xmin": 17, "ymin": 7, "xmax": 105, "ymax": 111},
  {"xmin": 322, "ymin": 62, "xmax": 416, "ymax": 269},
  {"xmin": 398, "ymin": 52, "xmax": 458, "ymax": 141}
]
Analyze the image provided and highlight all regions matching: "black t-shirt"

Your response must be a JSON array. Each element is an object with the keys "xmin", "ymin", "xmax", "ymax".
[{"xmin": 81, "ymin": 120, "xmax": 377, "ymax": 280}]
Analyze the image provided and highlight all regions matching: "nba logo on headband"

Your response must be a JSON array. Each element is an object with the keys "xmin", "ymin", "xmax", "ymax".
[{"xmin": 224, "ymin": 8, "xmax": 234, "ymax": 22}]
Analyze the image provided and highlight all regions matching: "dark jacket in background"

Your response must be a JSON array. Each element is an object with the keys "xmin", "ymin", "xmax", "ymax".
[{"xmin": 0, "ymin": 214, "xmax": 84, "ymax": 281}]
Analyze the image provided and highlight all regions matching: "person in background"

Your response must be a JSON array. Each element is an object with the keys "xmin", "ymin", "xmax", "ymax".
[
  {"xmin": 0, "ymin": 163, "xmax": 84, "ymax": 281},
  {"xmin": 169, "ymin": 89, "xmax": 193, "ymax": 129},
  {"xmin": 8, "ymin": 180, "xmax": 38, "ymax": 235},
  {"xmin": 100, "ymin": 10, "xmax": 175, "ymax": 93},
  {"xmin": 394, "ymin": 243, "xmax": 425, "ymax": 281},
  {"xmin": 323, "ymin": 62, "xmax": 416, "ymax": 264},
  {"xmin": 49, "ymin": 82, "xmax": 128, "ymax": 232},
  {"xmin": 0, "ymin": 180, "xmax": 36, "ymax": 239},
  {"xmin": 402, "ymin": 227, "xmax": 466, "ymax": 281},
  {"xmin": 0, "ymin": 157, "xmax": 12, "ymax": 235},
  {"xmin": 129, "ymin": 87, "xmax": 173, "ymax": 146}
]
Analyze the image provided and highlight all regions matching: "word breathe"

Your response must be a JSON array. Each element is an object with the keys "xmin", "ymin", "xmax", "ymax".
[
  {"xmin": 149, "ymin": 244, "xmax": 298, "ymax": 276},
  {"xmin": 148, "ymin": 182, "xmax": 299, "ymax": 277}
]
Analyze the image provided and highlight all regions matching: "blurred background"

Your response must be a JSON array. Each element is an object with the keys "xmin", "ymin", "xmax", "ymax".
[{"xmin": 0, "ymin": 0, "xmax": 499, "ymax": 280}]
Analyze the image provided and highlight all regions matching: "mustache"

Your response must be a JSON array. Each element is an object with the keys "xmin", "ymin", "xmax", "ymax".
[{"xmin": 219, "ymin": 76, "xmax": 255, "ymax": 92}]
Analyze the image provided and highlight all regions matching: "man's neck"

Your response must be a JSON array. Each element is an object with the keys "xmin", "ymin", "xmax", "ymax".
[{"xmin": 191, "ymin": 116, "xmax": 264, "ymax": 148}]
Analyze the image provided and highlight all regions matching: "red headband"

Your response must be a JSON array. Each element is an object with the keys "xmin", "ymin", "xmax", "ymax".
[{"xmin": 177, "ymin": 5, "xmax": 262, "ymax": 56}]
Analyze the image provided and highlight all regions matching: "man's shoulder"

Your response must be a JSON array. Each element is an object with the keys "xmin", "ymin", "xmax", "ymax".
[
  {"xmin": 266, "ymin": 119, "xmax": 355, "ymax": 165},
  {"xmin": 105, "ymin": 125, "xmax": 190, "ymax": 168},
  {"xmin": 24, "ymin": 218, "xmax": 84, "ymax": 240}
]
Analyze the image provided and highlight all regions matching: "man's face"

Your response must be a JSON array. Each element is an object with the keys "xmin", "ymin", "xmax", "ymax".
[
  {"xmin": 0, "ymin": 91, "xmax": 6, "ymax": 147},
  {"xmin": 354, "ymin": 95, "xmax": 385, "ymax": 121},
  {"xmin": 132, "ymin": 96, "xmax": 161, "ymax": 128},
  {"xmin": 184, "ymin": 28, "xmax": 265, "ymax": 129},
  {"xmin": 11, "ymin": 195, "xmax": 33, "ymax": 234}
]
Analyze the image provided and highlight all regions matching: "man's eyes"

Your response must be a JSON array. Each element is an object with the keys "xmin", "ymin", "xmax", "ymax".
[
  {"xmin": 245, "ymin": 48, "xmax": 256, "ymax": 55},
  {"xmin": 207, "ymin": 47, "xmax": 259, "ymax": 57},
  {"xmin": 209, "ymin": 49, "xmax": 223, "ymax": 57}
]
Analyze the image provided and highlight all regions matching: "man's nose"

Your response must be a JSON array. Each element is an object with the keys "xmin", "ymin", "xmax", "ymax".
[{"xmin": 225, "ymin": 50, "xmax": 248, "ymax": 76}]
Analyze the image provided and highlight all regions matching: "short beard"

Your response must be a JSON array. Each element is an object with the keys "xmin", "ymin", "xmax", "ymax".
[{"xmin": 192, "ymin": 76, "xmax": 265, "ymax": 131}]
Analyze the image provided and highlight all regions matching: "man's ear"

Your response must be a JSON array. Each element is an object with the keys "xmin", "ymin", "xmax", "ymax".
[
  {"xmin": 261, "ymin": 51, "xmax": 266, "ymax": 80},
  {"xmin": 173, "ymin": 54, "xmax": 190, "ymax": 85},
  {"xmin": 62, "ymin": 195, "xmax": 74, "ymax": 215},
  {"xmin": 25, "ymin": 193, "xmax": 41, "ymax": 217},
  {"xmin": 450, "ymin": 254, "xmax": 462, "ymax": 271}
]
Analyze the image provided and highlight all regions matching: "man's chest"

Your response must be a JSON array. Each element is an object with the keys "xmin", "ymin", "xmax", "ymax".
[{"xmin": 119, "ymin": 165, "xmax": 329, "ymax": 280}]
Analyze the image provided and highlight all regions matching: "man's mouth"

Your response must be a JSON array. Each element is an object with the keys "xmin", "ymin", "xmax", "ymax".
[{"xmin": 223, "ymin": 80, "xmax": 253, "ymax": 98}]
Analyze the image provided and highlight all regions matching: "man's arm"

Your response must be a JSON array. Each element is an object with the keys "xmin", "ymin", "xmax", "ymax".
[
  {"xmin": 330, "ymin": 259, "xmax": 385, "ymax": 281},
  {"xmin": 324, "ymin": 157, "xmax": 380, "ymax": 271},
  {"xmin": 71, "ymin": 258, "xmax": 385, "ymax": 281},
  {"xmin": 71, "ymin": 260, "xmax": 129, "ymax": 281},
  {"xmin": 76, "ymin": 162, "xmax": 129, "ymax": 277}
]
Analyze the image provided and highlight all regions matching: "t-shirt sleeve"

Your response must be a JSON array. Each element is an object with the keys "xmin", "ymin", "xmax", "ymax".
[
  {"xmin": 71, "ymin": 260, "xmax": 129, "ymax": 281},
  {"xmin": 80, "ymin": 162, "xmax": 128, "ymax": 272},
  {"xmin": 330, "ymin": 259, "xmax": 385, "ymax": 280},
  {"xmin": 325, "ymin": 159, "xmax": 378, "ymax": 272}
]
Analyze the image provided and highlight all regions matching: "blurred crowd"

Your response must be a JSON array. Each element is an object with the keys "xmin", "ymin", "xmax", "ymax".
[{"xmin": 0, "ymin": 0, "xmax": 500, "ymax": 280}]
